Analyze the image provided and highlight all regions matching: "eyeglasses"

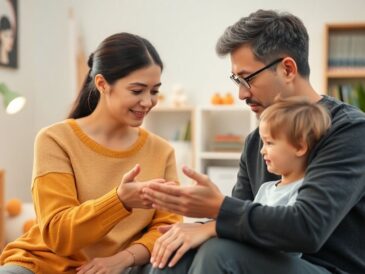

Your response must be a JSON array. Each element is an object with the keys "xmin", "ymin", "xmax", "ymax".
[{"xmin": 230, "ymin": 58, "xmax": 284, "ymax": 89}]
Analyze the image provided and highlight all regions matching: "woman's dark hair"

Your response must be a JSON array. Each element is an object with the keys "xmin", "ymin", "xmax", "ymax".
[
  {"xmin": 68, "ymin": 32, "xmax": 163, "ymax": 119},
  {"xmin": 0, "ymin": 16, "xmax": 11, "ymax": 31},
  {"xmin": 0, "ymin": 16, "xmax": 12, "ymax": 47}
]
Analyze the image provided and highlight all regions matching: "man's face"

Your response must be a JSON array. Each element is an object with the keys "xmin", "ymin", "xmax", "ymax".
[{"xmin": 230, "ymin": 45, "xmax": 286, "ymax": 117}]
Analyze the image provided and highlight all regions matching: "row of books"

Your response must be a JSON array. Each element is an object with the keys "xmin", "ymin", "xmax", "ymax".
[
  {"xmin": 210, "ymin": 134, "xmax": 244, "ymax": 152},
  {"xmin": 329, "ymin": 83, "xmax": 365, "ymax": 112},
  {"xmin": 172, "ymin": 120, "xmax": 191, "ymax": 141},
  {"xmin": 328, "ymin": 31, "xmax": 365, "ymax": 67}
]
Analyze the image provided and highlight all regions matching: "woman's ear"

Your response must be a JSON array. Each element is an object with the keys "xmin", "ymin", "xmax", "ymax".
[{"xmin": 94, "ymin": 74, "xmax": 109, "ymax": 95}]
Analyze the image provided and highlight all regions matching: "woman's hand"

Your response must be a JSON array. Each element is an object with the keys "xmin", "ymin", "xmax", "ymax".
[
  {"xmin": 151, "ymin": 222, "xmax": 216, "ymax": 269},
  {"xmin": 76, "ymin": 250, "xmax": 132, "ymax": 274},
  {"xmin": 117, "ymin": 164, "xmax": 166, "ymax": 210}
]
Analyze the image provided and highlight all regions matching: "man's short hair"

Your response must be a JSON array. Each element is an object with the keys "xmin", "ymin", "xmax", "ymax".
[{"xmin": 216, "ymin": 9, "xmax": 310, "ymax": 77}]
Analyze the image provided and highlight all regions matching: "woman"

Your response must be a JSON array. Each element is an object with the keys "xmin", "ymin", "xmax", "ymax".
[
  {"xmin": 0, "ymin": 32, "xmax": 181, "ymax": 274},
  {"xmin": 0, "ymin": 16, "xmax": 15, "ymax": 66}
]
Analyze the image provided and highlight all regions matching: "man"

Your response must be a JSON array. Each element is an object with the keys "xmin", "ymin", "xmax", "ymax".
[{"xmin": 143, "ymin": 9, "xmax": 365, "ymax": 274}]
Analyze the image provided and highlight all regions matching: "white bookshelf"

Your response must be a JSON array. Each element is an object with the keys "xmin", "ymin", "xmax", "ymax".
[
  {"xmin": 143, "ymin": 104, "xmax": 257, "ymax": 223},
  {"xmin": 195, "ymin": 105, "xmax": 257, "ymax": 173},
  {"xmin": 142, "ymin": 106, "xmax": 195, "ymax": 186}
]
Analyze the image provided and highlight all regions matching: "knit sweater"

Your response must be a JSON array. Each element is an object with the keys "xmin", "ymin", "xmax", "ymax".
[{"xmin": 0, "ymin": 119, "xmax": 181, "ymax": 274}]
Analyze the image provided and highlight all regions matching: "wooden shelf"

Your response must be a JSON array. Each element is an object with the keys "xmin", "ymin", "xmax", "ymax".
[
  {"xmin": 200, "ymin": 151, "xmax": 242, "ymax": 160},
  {"xmin": 326, "ymin": 68, "xmax": 365, "ymax": 78},
  {"xmin": 152, "ymin": 105, "xmax": 194, "ymax": 112},
  {"xmin": 326, "ymin": 23, "xmax": 365, "ymax": 31},
  {"xmin": 200, "ymin": 105, "xmax": 250, "ymax": 112}
]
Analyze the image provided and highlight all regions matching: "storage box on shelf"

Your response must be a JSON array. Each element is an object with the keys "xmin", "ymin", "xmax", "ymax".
[{"xmin": 324, "ymin": 23, "xmax": 365, "ymax": 111}]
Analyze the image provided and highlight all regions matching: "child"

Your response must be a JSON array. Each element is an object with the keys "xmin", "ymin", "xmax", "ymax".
[{"xmin": 254, "ymin": 97, "xmax": 331, "ymax": 256}]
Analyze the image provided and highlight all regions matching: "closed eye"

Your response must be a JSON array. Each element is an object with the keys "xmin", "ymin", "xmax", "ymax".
[{"xmin": 131, "ymin": 90, "xmax": 143, "ymax": 95}]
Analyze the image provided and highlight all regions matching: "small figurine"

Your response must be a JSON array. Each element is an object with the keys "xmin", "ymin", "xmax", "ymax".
[{"xmin": 171, "ymin": 84, "xmax": 187, "ymax": 107}]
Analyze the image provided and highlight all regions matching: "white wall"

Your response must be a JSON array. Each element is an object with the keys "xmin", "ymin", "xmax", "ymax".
[{"xmin": 1, "ymin": 0, "xmax": 365, "ymax": 202}]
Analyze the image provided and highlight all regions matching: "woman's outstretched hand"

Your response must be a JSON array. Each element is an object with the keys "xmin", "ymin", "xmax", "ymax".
[{"xmin": 117, "ymin": 164, "xmax": 166, "ymax": 210}]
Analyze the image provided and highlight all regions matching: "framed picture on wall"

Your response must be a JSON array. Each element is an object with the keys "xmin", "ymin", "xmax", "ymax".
[{"xmin": 0, "ymin": 0, "xmax": 18, "ymax": 69}]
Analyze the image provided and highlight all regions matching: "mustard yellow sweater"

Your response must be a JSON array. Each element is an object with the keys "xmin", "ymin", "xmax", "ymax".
[{"xmin": 0, "ymin": 119, "xmax": 181, "ymax": 274}]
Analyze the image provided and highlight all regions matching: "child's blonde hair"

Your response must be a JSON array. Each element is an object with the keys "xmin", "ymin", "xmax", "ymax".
[{"xmin": 260, "ymin": 97, "xmax": 331, "ymax": 152}]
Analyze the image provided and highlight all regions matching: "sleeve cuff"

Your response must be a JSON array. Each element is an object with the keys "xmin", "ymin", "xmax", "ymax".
[
  {"xmin": 94, "ymin": 188, "xmax": 131, "ymax": 228},
  {"xmin": 216, "ymin": 196, "xmax": 251, "ymax": 241}
]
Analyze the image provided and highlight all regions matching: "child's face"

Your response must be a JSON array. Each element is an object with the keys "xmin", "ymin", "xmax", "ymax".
[{"xmin": 259, "ymin": 121, "xmax": 303, "ymax": 176}]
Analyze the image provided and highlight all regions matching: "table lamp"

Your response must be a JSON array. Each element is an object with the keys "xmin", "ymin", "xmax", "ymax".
[{"xmin": 0, "ymin": 83, "xmax": 26, "ymax": 114}]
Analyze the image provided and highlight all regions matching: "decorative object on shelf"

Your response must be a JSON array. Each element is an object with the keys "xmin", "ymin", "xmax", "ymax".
[
  {"xmin": 5, "ymin": 199, "xmax": 36, "ymax": 243},
  {"xmin": 0, "ymin": 82, "xmax": 25, "ymax": 114},
  {"xmin": 211, "ymin": 92, "xmax": 223, "ymax": 105},
  {"xmin": 5, "ymin": 197, "xmax": 22, "ymax": 217},
  {"xmin": 0, "ymin": 0, "xmax": 18, "ymax": 68},
  {"xmin": 171, "ymin": 84, "xmax": 187, "ymax": 107},
  {"xmin": 222, "ymin": 92, "xmax": 234, "ymax": 105},
  {"xmin": 211, "ymin": 92, "xmax": 235, "ymax": 105}
]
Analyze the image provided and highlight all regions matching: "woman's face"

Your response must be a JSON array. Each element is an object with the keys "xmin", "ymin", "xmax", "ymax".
[
  {"xmin": 0, "ymin": 29, "xmax": 14, "ymax": 52},
  {"xmin": 102, "ymin": 64, "xmax": 162, "ymax": 127}
]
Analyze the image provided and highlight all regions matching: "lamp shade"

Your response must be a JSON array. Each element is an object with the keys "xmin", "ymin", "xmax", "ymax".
[{"xmin": 0, "ymin": 83, "xmax": 26, "ymax": 114}]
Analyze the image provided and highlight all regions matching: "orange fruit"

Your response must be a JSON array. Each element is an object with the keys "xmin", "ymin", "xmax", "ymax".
[
  {"xmin": 6, "ymin": 198, "xmax": 22, "ymax": 217},
  {"xmin": 23, "ymin": 219, "xmax": 36, "ymax": 233},
  {"xmin": 223, "ymin": 93, "xmax": 234, "ymax": 105},
  {"xmin": 211, "ymin": 93, "xmax": 223, "ymax": 105}
]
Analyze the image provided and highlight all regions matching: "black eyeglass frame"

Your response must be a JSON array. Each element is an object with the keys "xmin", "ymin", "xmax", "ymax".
[{"xmin": 230, "ymin": 58, "xmax": 284, "ymax": 89}]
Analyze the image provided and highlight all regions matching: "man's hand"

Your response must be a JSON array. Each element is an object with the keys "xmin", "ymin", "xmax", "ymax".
[
  {"xmin": 151, "ymin": 222, "xmax": 216, "ymax": 269},
  {"xmin": 142, "ymin": 166, "xmax": 225, "ymax": 219}
]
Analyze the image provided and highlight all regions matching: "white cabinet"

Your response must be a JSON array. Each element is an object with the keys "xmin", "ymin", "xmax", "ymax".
[
  {"xmin": 142, "ymin": 106, "xmax": 195, "ymax": 186},
  {"xmin": 195, "ymin": 105, "xmax": 257, "ymax": 195}
]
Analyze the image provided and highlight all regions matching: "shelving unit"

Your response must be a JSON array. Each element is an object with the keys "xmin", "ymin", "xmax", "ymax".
[
  {"xmin": 324, "ymin": 23, "xmax": 365, "ymax": 111},
  {"xmin": 195, "ymin": 105, "xmax": 256, "ymax": 196},
  {"xmin": 143, "ymin": 103, "xmax": 257, "ymax": 197},
  {"xmin": 142, "ymin": 106, "xmax": 195, "ymax": 186}
]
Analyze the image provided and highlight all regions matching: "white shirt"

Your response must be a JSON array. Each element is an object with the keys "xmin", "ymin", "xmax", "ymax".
[{"xmin": 254, "ymin": 178, "xmax": 304, "ymax": 207}]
